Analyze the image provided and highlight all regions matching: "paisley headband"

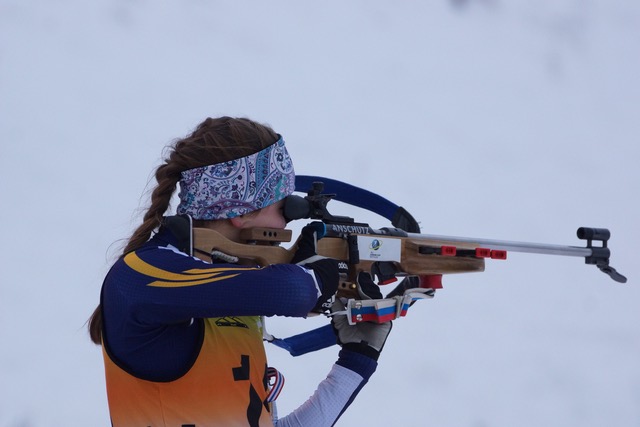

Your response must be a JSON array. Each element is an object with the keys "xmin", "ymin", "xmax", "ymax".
[{"xmin": 176, "ymin": 136, "xmax": 295, "ymax": 220}]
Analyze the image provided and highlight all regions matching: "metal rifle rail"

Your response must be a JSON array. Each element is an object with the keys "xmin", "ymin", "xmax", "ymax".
[
  {"xmin": 407, "ymin": 227, "xmax": 627, "ymax": 283},
  {"xmin": 410, "ymin": 233, "xmax": 591, "ymax": 257}
]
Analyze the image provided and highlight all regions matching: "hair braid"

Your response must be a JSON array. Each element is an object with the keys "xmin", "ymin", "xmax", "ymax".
[{"xmin": 121, "ymin": 162, "xmax": 182, "ymax": 255}]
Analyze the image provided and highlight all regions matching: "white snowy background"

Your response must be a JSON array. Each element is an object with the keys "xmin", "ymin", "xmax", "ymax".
[{"xmin": 1, "ymin": 1, "xmax": 638, "ymax": 426}]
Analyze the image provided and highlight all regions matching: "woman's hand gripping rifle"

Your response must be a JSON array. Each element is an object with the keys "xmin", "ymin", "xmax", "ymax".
[{"xmin": 290, "ymin": 222, "xmax": 340, "ymax": 314}]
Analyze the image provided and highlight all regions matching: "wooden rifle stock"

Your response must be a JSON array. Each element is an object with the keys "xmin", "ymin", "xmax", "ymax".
[{"xmin": 192, "ymin": 227, "xmax": 485, "ymax": 298}]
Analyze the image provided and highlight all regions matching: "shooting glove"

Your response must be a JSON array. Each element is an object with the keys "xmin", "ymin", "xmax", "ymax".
[
  {"xmin": 292, "ymin": 222, "xmax": 339, "ymax": 313},
  {"xmin": 331, "ymin": 272, "xmax": 392, "ymax": 361}
]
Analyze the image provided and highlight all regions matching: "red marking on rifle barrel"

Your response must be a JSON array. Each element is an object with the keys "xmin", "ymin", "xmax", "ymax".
[
  {"xmin": 441, "ymin": 246, "xmax": 457, "ymax": 256},
  {"xmin": 491, "ymin": 250, "xmax": 507, "ymax": 260},
  {"xmin": 475, "ymin": 248, "xmax": 491, "ymax": 258}
]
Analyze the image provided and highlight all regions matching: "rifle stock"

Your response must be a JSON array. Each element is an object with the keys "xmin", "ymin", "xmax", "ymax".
[
  {"xmin": 193, "ymin": 227, "xmax": 294, "ymax": 265},
  {"xmin": 192, "ymin": 226, "xmax": 486, "ymax": 298}
]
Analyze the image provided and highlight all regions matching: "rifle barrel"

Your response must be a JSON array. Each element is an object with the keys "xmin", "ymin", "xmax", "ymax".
[{"xmin": 409, "ymin": 233, "xmax": 593, "ymax": 258}]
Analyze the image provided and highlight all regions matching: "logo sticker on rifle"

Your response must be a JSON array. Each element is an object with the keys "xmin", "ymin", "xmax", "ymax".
[{"xmin": 357, "ymin": 236, "xmax": 401, "ymax": 262}]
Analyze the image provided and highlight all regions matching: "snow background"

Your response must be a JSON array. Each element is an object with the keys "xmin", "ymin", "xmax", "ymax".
[{"xmin": 1, "ymin": 0, "xmax": 638, "ymax": 426}]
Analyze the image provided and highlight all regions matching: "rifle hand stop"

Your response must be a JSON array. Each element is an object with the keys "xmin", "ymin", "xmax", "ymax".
[{"xmin": 577, "ymin": 227, "xmax": 627, "ymax": 283}]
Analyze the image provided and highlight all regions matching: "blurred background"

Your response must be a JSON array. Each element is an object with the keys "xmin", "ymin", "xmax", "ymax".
[{"xmin": 1, "ymin": 0, "xmax": 638, "ymax": 426}]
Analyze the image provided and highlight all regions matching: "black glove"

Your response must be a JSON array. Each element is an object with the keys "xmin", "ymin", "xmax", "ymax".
[
  {"xmin": 292, "ymin": 222, "xmax": 339, "ymax": 313},
  {"xmin": 331, "ymin": 272, "xmax": 392, "ymax": 361}
]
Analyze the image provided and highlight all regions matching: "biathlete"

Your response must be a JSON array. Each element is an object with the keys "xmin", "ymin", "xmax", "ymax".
[{"xmin": 88, "ymin": 116, "xmax": 392, "ymax": 426}]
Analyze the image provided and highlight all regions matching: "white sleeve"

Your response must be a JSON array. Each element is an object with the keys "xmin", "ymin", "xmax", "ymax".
[{"xmin": 274, "ymin": 363, "xmax": 365, "ymax": 427}]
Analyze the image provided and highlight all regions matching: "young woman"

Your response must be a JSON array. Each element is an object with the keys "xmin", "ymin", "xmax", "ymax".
[{"xmin": 89, "ymin": 116, "xmax": 392, "ymax": 427}]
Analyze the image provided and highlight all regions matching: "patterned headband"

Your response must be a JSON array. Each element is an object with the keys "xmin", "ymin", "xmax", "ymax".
[{"xmin": 176, "ymin": 136, "xmax": 295, "ymax": 220}]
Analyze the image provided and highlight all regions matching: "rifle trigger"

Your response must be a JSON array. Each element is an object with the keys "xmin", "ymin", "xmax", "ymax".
[{"xmin": 371, "ymin": 261, "xmax": 399, "ymax": 285}]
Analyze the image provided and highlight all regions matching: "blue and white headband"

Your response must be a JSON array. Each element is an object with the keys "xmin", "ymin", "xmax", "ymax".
[{"xmin": 176, "ymin": 136, "xmax": 295, "ymax": 220}]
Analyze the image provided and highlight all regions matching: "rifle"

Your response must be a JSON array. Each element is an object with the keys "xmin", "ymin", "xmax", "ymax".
[
  {"xmin": 172, "ymin": 175, "xmax": 626, "ymax": 355},
  {"xmin": 188, "ymin": 176, "xmax": 627, "ymax": 299}
]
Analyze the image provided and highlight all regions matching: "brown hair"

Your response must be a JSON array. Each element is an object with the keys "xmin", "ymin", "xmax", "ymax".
[{"xmin": 88, "ymin": 116, "xmax": 279, "ymax": 344}]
